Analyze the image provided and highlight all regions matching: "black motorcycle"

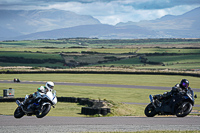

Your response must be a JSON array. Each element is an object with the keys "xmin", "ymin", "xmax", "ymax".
[{"xmin": 145, "ymin": 89, "xmax": 197, "ymax": 117}]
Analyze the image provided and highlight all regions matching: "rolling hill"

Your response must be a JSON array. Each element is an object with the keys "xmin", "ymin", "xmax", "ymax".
[{"xmin": 0, "ymin": 7, "xmax": 200, "ymax": 40}]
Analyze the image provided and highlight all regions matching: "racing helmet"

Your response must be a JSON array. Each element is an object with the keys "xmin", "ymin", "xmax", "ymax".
[
  {"xmin": 45, "ymin": 81, "xmax": 54, "ymax": 92},
  {"xmin": 37, "ymin": 86, "xmax": 46, "ymax": 93},
  {"xmin": 180, "ymin": 79, "xmax": 189, "ymax": 89}
]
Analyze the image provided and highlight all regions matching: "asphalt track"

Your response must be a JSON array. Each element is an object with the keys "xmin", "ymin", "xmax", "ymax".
[
  {"xmin": 0, "ymin": 115, "xmax": 200, "ymax": 132},
  {"xmin": 1, "ymin": 80, "xmax": 200, "ymax": 132}
]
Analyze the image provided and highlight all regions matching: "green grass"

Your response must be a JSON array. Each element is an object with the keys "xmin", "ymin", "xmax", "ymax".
[
  {"xmin": 0, "ymin": 102, "xmax": 85, "ymax": 117},
  {"xmin": 1, "ymin": 47, "xmax": 200, "ymax": 54},
  {"xmin": 0, "ymin": 51, "xmax": 64, "ymax": 68},
  {"xmin": 146, "ymin": 54, "xmax": 200, "ymax": 64},
  {"xmin": 90, "ymin": 57, "xmax": 142, "ymax": 67},
  {"xmin": 0, "ymin": 74, "xmax": 199, "ymax": 88},
  {"xmin": 0, "ymin": 84, "xmax": 164, "ymax": 103},
  {"xmin": 137, "ymin": 48, "xmax": 200, "ymax": 54},
  {"xmin": 136, "ymin": 63, "xmax": 200, "ymax": 70}
]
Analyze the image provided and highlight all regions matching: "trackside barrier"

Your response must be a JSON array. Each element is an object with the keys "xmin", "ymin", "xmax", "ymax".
[
  {"xmin": 81, "ymin": 107, "xmax": 111, "ymax": 116},
  {"xmin": 2, "ymin": 71, "xmax": 200, "ymax": 78},
  {"xmin": 0, "ymin": 97, "xmax": 111, "ymax": 116}
]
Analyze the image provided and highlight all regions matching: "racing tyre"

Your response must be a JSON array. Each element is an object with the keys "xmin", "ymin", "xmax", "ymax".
[
  {"xmin": 36, "ymin": 104, "xmax": 51, "ymax": 118},
  {"xmin": 144, "ymin": 103, "xmax": 157, "ymax": 117},
  {"xmin": 14, "ymin": 107, "xmax": 25, "ymax": 118},
  {"xmin": 175, "ymin": 102, "xmax": 192, "ymax": 117}
]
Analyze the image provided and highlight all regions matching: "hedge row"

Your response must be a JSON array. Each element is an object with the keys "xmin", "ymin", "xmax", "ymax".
[
  {"xmin": 0, "ymin": 97, "xmax": 24, "ymax": 102},
  {"xmin": 2, "ymin": 70, "xmax": 200, "ymax": 77}
]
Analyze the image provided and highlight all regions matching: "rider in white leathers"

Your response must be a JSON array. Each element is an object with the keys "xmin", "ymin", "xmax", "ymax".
[{"xmin": 22, "ymin": 81, "xmax": 54, "ymax": 108}]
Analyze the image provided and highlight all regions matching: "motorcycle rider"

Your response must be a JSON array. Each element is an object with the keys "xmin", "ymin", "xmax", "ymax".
[
  {"xmin": 22, "ymin": 81, "xmax": 55, "ymax": 109},
  {"xmin": 154, "ymin": 79, "xmax": 191, "ymax": 102}
]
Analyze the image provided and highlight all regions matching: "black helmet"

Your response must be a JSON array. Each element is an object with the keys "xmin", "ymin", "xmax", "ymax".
[{"xmin": 180, "ymin": 79, "xmax": 189, "ymax": 89}]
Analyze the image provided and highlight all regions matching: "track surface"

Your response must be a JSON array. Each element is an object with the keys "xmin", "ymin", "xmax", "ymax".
[
  {"xmin": 1, "ymin": 80, "xmax": 200, "ymax": 132},
  {"xmin": 1, "ymin": 115, "xmax": 200, "ymax": 132}
]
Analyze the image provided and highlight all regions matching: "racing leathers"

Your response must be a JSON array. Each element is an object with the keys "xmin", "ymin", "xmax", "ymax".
[
  {"xmin": 22, "ymin": 86, "xmax": 47, "ymax": 108},
  {"xmin": 153, "ymin": 83, "xmax": 191, "ymax": 102}
]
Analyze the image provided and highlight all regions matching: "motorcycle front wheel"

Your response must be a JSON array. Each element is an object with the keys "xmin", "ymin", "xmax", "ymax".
[
  {"xmin": 144, "ymin": 103, "xmax": 157, "ymax": 117},
  {"xmin": 14, "ymin": 107, "xmax": 25, "ymax": 118},
  {"xmin": 36, "ymin": 104, "xmax": 51, "ymax": 118},
  {"xmin": 175, "ymin": 102, "xmax": 192, "ymax": 117}
]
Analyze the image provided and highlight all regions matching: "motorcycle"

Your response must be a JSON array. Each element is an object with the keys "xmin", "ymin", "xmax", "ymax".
[
  {"xmin": 14, "ymin": 90, "xmax": 57, "ymax": 118},
  {"xmin": 144, "ymin": 89, "xmax": 197, "ymax": 117}
]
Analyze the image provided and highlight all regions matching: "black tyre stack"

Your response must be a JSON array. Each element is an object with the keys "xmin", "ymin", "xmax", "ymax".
[{"xmin": 81, "ymin": 107, "xmax": 111, "ymax": 116}]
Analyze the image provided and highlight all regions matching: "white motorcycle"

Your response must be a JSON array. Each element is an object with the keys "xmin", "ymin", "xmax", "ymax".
[{"xmin": 14, "ymin": 90, "xmax": 57, "ymax": 118}]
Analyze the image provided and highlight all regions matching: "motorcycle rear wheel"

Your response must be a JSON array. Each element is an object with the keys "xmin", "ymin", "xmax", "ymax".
[
  {"xmin": 36, "ymin": 104, "xmax": 51, "ymax": 118},
  {"xmin": 175, "ymin": 102, "xmax": 192, "ymax": 117},
  {"xmin": 14, "ymin": 107, "xmax": 25, "ymax": 118},
  {"xmin": 144, "ymin": 103, "xmax": 157, "ymax": 117}
]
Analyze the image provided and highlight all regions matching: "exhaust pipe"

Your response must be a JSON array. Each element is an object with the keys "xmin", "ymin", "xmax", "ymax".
[
  {"xmin": 149, "ymin": 95, "xmax": 154, "ymax": 103},
  {"xmin": 16, "ymin": 100, "xmax": 21, "ymax": 106}
]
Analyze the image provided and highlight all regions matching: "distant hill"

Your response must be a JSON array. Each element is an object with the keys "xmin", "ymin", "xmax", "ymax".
[
  {"xmin": 15, "ymin": 24, "xmax": 158, "ymax": 40},
  {"xmin": 0, "ymin": 9, "xmax": 100, "ymax": 35},
  {"xmin": 116, "ymin": 7, "xmax": 200, "ymax": 38},
  {"xmin": 0, "ymin": 7, "xmax": 200, "ymax": 40}
]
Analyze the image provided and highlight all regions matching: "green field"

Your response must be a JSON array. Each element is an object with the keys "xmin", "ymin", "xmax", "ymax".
[
  {"xmin": 1, "ymin": 38, "xmax": 200, "ymax": 48},
  {"xmin": 1, "ymin": 39, "xmax": 200, "ymax": 69},
  {"xmin": 0, "ymin": 38, "xmax": 200, "ymax": 69},
  {"xmin": 137, "ymin": 48, "xmax": 200, "ymax": 54}
]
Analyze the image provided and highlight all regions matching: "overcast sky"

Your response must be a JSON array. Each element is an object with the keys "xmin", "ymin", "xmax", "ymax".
[{"xmin": 1, "ymin": 0, "xmax": 200, "ymax": 25}]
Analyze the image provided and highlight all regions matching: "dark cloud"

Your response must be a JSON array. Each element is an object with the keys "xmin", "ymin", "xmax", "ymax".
[
  {"xmin": 1, "ymin": 0, "xmax": 200, "ymax": 10},
  {"xmin": 1, "ymin": 0, "xmax": 199, "ymax": 24}
]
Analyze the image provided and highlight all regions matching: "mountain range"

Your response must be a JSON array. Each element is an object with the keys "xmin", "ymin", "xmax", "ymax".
[{"xmin": 0, "ymin": 7, "xmax": 200, "ymax": 40}]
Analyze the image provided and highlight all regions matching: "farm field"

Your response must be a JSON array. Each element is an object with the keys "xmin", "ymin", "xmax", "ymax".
[{"xmin": 0, "ymin": 38, "xmax": 200, "ymax": 70}]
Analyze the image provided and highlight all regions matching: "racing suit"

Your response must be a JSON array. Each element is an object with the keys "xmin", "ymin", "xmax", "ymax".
[
  {"xmin": 22, "ymin": 86, "xmax": 47, "ymax": 108},
  {"xmin": 154, "ymin": 84, "xmax": 191, "ymax": 101}
]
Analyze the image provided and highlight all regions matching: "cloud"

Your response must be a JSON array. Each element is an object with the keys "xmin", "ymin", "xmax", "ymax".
[
  {"xmin": 1, "ymin": 0, "xmax": 200, "ymax": 25},
  {"xmin": 124, "ymin": 0, "xmax": 200, "ymax": 10}
]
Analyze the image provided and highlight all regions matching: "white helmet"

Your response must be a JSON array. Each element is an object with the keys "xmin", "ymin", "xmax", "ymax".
[
  {"xmin": 45, "ymin": 81, "xmax": 54, "ymax": 92},
  {"xmin": 37, "ymin": 86, "xmax": 46, "ymax": 93}
]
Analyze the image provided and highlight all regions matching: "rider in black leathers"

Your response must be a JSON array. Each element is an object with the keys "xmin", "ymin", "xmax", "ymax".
[{"xmin": 153, "ymin": 79, "xmax": 191, "ymax": 102}]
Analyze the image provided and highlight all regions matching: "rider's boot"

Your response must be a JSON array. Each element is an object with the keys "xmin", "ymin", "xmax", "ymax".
[
  {"xmin": 21, "ymin": 98, "xmax": 29, "ymax": 108},
  {"xmin": 153, "ymin": 94, "xmax": 162, "ymax": 107}
]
